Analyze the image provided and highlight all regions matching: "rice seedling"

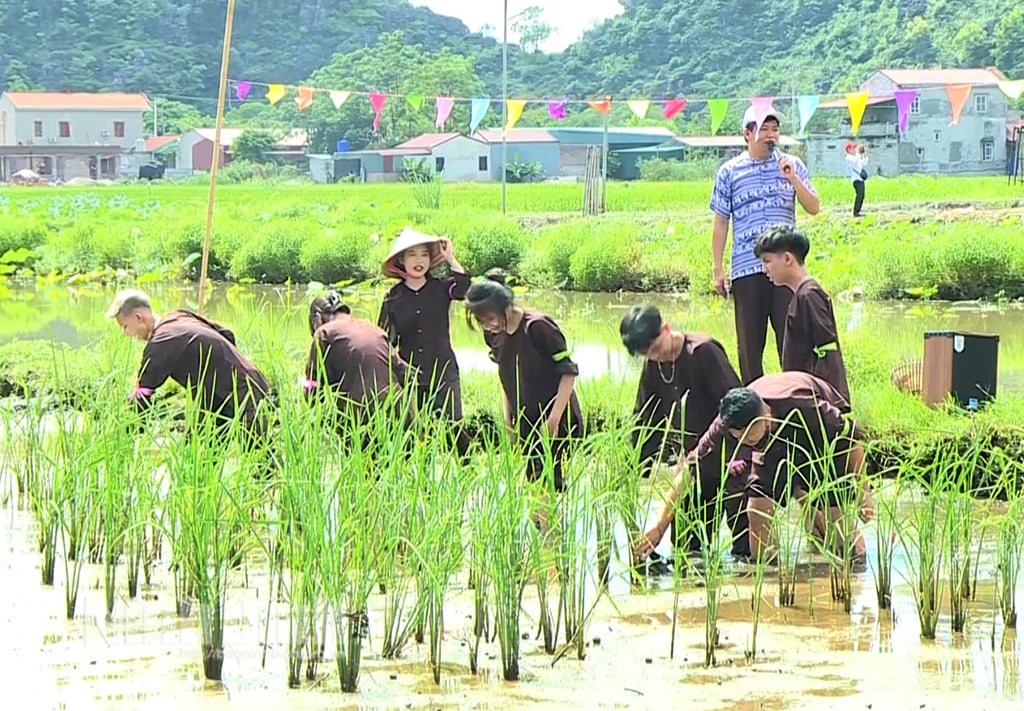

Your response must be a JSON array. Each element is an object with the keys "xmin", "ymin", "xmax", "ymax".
[
  {"xmin": 768, "ymin": 479, "xmax": 804, "ymax": 608},
  {"xmin": 746, "ymin": 530, "xmax": 772, "ymax": 663},
  {"xmin": 465, "ymin": 483, "xmax": 492, "ymax": 675},
  {"xmin": 894, "ymin": 459, "xmax": 946, "ymax": 640},
  {"xmin": 686, "ymin": 462, "xmax": 732, "ymax": 668},
  {"xmin": 869, "ymin": 478, "xmax": 901, "ymax": 612}
]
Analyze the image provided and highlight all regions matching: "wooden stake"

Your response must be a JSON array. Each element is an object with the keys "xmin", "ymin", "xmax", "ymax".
[{"xmin": 197, "ymin": 0, "xmax": 237, "ymax": 314}]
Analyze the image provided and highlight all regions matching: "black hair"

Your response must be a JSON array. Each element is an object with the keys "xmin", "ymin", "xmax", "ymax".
[
  {"xmin": 719, "ymin": 387, "xmax": 765, "ymax": 430},
  {"xmin": 619, "ymin": 305, "xmax": 663, "ymax": 356},
  {"xmin": 309, "ymin": 288, "xmax": 350, "ymax": 334},
  {"xmin": 465, "ymin": 271, "xmax": 514, "ymax": 330},
  {"xmin": 744, "ymin": 115, "xmax": 780, "ymax": 133},
  {"xmin": 753, "ymin": 224, "xmax": 810, "ymax": 264}
]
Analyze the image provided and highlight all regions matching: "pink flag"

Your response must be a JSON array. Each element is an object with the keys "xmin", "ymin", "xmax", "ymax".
[
  {"xmin": 235, "ymin": 81, "xmax": 252, "ymax": 101},
  {"xmin": 750, "ymin": 95, "xmax": 774, "ymax": 136},
  {"xmin": 435, "ymin": 96, "xmax": 454, "ymax": 128},
  {"xmin": 894, "ymin": 89, "xmax": 917, "ymax": 132},
  {"xmin": 663, "ymin": 98, "xmax": 687, "ymax": 119},
  {"xmin": 370, "ymin": 92, "xmax": 387, "ymax": 133},
  {"xmin": 547, "ymin": 100, "xmax": 567, "ymax": 119}
]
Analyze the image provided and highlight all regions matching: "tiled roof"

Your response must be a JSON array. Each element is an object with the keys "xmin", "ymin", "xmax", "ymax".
[
  {"xmin": 474, "ymin": 129, "xmax": 557, "ymax": 143},
  {"xmin": 876, "ymin": 68, "xmax": 1006, "ymax": 87},
  {"xmin": 143, "ymin": 135, "xmax": 179, "ymax": 151},
  {"xmin": 3, "ymin": 91, "xmax": 151, "ymax": 110}
]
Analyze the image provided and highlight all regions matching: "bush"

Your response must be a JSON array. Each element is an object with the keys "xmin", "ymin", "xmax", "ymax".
[
  {"xmin": 299, "ymin": 227, "xmax": 375, "ymax": 284},
  {"xmin": 0, "ymin": 220, "xmax": 50, "ymax": 256},
  {"xmin": 638, "ymin": 157, "xmax": 685, "ymax": 182},
  {"xmin": 450, "ymin": 218, "xmax": 525, "ymax": 274},
  {"xmin": 568, "ymin": 224, "xmax": 641, "ymax": 291},
  {"xmin": 229, "ymin": 228, "xmax": 306, "ymax": 283}
]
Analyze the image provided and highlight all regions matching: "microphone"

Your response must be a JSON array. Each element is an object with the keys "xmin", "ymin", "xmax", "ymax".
[{"xmin": 767, "ymin": 140, "xmax": 792, "ymax": 175}]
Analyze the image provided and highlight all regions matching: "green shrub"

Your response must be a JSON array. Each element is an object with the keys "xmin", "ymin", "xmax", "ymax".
[
  {"xmin": 638, "ymin": 157, "xmax": 685, "ymax": 182},
  {"xmin": 299, "ymin": 227, "xmax": 374, "ymax": 284},
  {"xmin": 568, "ymin": 224, "xmax": 641, "ymax": 291},
  {"xmin": 229, "ymin": 228, "xmax": 306, "ymax": 283},
  {"xmin": 450, "ymin": 218, "xmax": 525, "ymax": 274},
  {"xmin": 0, "ymin": 220, "xmax": 50, "ymax": 255}
]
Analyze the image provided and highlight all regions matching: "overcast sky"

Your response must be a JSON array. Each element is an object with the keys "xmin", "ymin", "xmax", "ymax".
[{"xmin": 410, "ymin": 0, "xmax": 624, "ymax": 52}]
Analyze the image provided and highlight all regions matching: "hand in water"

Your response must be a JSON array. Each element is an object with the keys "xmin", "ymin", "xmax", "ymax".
[
  {"xmin": 859, "ymin": 491, "xmax": 875, "ymax": 523},
  {"xmin": 635, "ymin": 526, "xmax": 662, "ymax": 562}
]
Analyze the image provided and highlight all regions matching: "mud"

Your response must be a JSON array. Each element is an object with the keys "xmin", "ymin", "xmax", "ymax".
[{"xmin": 3, "ymin": 499, "xmax": 1023, "ymax": 711}]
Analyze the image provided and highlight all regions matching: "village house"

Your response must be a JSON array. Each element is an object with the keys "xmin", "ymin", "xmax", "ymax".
[
  {"xmin": 177, "ymin": 127, "xmax": 309, "ymax": 173},
  {"xmin": 807, "ymin": 67, "xmax": 1018, "ymax": 177},
  {"xmin": 0, "ymin": 91, "xmax": 150, "ymax": 181}
]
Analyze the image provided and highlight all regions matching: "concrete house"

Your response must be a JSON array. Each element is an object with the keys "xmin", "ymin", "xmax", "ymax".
[
  {"xmin": 546, "ymin": 127, "xmax": 677, "ymax": 179},
  {"xmin": 473, "ymin": 129, "xmax": 560, "ymax": 180},
  {"xmin": 807, "ymin": 67, "xmax": 1016, "ymax": 177},
  {"xmin": 0, "ymin": 91, "xmax": 150, "ymax": 181},
  {"xmin": 178, "ymin": 128, "xmax": 308, "ymax": 173}
]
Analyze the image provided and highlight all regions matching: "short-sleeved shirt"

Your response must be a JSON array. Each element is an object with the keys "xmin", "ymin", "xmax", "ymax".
[
  {"xmin": 846, "ymin": 153, "xmax": 867, "ymax": 182},
  {"xmin": 689, "ymin": 371, "xmax": 856, "ymax": 475},
  {"xmin": 133, "ymin": 310, "xmax": 270, "ymax": 425},
  {"xmin": 377, "ymin": 272, "xmax": 470, "ymax": 388},
  {"xmin": 484, "ymin": 309, "xmax": 583, "ymax": 441},
  {"xmin": 782, "ymin": 277, "xmax": 851, "ymax": 404},
  {"xmin": 305, "ymin": 314, "xmax": 411, "ymax": 410},
  {"xmin": 710, "ymin": 152, "xmax": 817, "ymax": 281},
  {"xmin": 633, "ymin": 333, "xmax": 742, "ymax": 462}
]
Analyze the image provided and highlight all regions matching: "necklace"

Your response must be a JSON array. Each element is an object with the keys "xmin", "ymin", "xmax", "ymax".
[{"xmin": 657, "ymin": 359, "xmax": 676, "ymax": 385}]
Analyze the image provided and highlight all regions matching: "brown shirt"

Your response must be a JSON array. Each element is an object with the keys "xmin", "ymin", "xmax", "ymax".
[
  {"xmin": 133, "ymin": 310, "xmax": 270, "ymax": 424},
  {"xmin": 782, "ymin": 277, "xmax": 851, "ymax": 404},
  {"xmin": 484, "ymin": 309, "xmax": 583, "ymax": 440},
  {"xmin": 305, "ymin": 314, "xmax": 410, "ymax": 408},
  {"xmin": 634, "ymin": 333, "xmax": 742, "ymax": 460},
  {"xmin": 690, "ymin": 371, "xmax": 858, "ymax": 469},
  {"xmin": 377, "ymin": 272, "xmax": 470, "ymax": 388}
]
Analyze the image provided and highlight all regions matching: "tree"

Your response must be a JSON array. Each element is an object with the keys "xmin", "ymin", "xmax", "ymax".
[
  {"xmin": 511, "ymin": 6, "xmax": 552, "ymax": 53},
  {"xmin": 231, "ymin": 130, "xmax": 278, "ymax": 163},
  {"xmin": 2, "ymin": 59, "xmax": 38, "ymax": 90},
  {"xmin": 145, "ymin": 99, "xmax": 212, "ymax": 136},
  {"xmin": 993, "ymin": 6, "xmax": 1024, "ymax": 75}
]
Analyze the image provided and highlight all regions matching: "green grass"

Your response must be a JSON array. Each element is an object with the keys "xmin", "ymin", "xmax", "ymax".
[{"xmin": 0, "ymin": 177, "xmax": 1022, "ymax": 297}]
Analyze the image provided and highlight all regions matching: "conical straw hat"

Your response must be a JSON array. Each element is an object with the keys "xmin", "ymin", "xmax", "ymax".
[{"xmin": 382, "ymin": 227, "xmax": 444, "ymax": 278}]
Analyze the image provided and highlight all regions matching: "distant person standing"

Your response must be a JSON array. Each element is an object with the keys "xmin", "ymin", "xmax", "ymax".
[
  {"xmin": 710, "ymin": 104, "xmax": 820, "ymax": 384},
  {"xmin": 845, "ymin": 141, "xmax": 868, "ymax": 217}
]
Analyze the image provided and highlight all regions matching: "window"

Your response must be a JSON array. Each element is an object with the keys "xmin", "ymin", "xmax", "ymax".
[
  {"xmin": 33, "ymin": 121, "xmax": 42, "ymax": 137},
  {"xmin": 975, "ymin": 94, "xmax": 988, "ymax": 114},
  {"xmin": 59, "ymin": 121, "xmax": 70, "ymax": 138},
  {"xmin": 434, "ymin": 156, "xmax": 445, "ymax": 173},
  {"xmin": 478, "ymin": 155, "xmax": 488, "ymax": 171},
  {"xmin": 113, "ymin": 121, "xmax": 125, "ymax": 138},
  {"xmin": 982, "ymin": 140, "xmax": 994, "ymax": 162},
  {"xmin": 910, "ymin": 96, "xmax": 921, "ymax": 115},
  {"xmin": 100, "ymin": 157, "xmax": 116, "ymax": 175},
  {"xmin": 933, "ymin": 130, "xmax": 941, "ymax": 142},
  {"xmin": 916, "ymin": 147, "xmax": 924, "ymax": 157}
]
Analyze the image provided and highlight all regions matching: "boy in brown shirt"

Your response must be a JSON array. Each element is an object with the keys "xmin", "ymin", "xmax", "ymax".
[
  {"xmin": 637, "ymin": 372, "xmax": 874, "ymax": 563},
  {"xmin": 620, "ymin": 305, "xmax": 749, "ymax": 558},
  {"xmin": 754, "ymin": 225, "xmax": 851, "ymax": 404}
]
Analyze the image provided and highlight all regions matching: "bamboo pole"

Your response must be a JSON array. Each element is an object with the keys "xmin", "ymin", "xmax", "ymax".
[{"xmin": 197, "ymin": 0, "xmax": 237, "ymax": 315}]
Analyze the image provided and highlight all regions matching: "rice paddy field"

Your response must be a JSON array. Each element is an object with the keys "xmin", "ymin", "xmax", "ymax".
[{"xmin": 1, "ymin": 176, "xmax": 1024, "ymax": 709}]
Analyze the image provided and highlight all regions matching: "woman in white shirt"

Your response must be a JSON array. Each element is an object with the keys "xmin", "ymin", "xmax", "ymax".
[{"xmin": 845, "ymin": 141, "xmax": 868, "ymax": 217}]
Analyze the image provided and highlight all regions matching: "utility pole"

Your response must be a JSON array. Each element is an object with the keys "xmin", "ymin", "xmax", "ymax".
[{"xmin": 501, "ymin": 0, "xmax": 508, "ymax": 215}]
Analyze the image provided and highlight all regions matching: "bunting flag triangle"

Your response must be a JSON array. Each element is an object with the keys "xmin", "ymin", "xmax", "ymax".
[
  {"xmin": 663, "ymin": 98, "xmax": 687, "ymax": 119},
  {"xmin": 894, "ymin": 89, "xmax": 917, "ymax": 132},
  {"xmin": 845, "ymin": 92, "xmax": 869, "ymax": 135},
  {"xmin": 469, "ymin": 98, "xmax": 490, "ymax": 132},
  {"xmin": 329, "ymin": 90, "xmax": 351, "ymax": 109},
  {"xmin": 796, "ymin": 95, "xmax": 819, "ymax": 137},
  {"xmin": 407, "ymin": 94, "xmax": 424, "ymax": 111},
  {"xmin": 587, "ymin": 98, "xmax": 611, "ymax": 114},
  {"xmin": 369, "ymin": 93, "xmax": 387, "ymax": 133},
  {"xmin": 266, "ymin": 84, "xmax": 286, "ymax": 105},
  {"xmin": 295, "ymin": 86, "xmax": 315, "ymax": 111},
  {"xmin": 435, "ymin": 96, "xmax": 454, "ymax": 128},
  {"xmin": 707, "ymin": 99, "xmax": 728, "ymax": 135},
  {"xmin": 547, "ymin": 100, "xmax": 567, "ymax": 119},
  {"xmin": 505, "ymin": 99, "xmax": 526, "ymax": 133},
  {"xmin": 750, "ymin": 96, "xmax": 774, "ymax": 138},
  {"xmin": 627, "ymin": 100, "xmax": 650, "ymax": 119},
  {"xmin": 945, "ymin": 85, "xmax": 972, "ymax": 124},
  {"xmin": 234, "ymin": 81, "xmax": 252, "ymax": 101},
  {"xmin": 998, "ymin": 79, "xmax": 1024, "ymax": 100}
]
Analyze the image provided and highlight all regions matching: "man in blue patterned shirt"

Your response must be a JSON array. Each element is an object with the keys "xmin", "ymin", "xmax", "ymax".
[{"xmin": 709, "ymin": 104, "xmax": 820, "ymax": 383}]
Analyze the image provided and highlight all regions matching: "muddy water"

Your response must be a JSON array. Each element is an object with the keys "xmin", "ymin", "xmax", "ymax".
[
  {"xmin": 2, "ymin": 281, "xmax": 1024, "ymax": 386},
  {"xmin": 2, "ymin": 481, "xmax": 1023, "ymax": 710}
]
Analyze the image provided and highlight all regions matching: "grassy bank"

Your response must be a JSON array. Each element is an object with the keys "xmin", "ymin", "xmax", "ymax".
[{"xmin": 0, "ymin": 177, "xmax": 1022, "ymax": 298}]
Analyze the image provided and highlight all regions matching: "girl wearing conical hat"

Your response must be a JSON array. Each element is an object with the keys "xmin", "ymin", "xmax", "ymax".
[{"xmin": 378, "ymin": 228, "xmax": 471, "ymax": 451}]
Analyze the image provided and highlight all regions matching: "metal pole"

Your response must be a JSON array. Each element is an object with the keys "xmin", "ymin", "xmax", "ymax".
[
  {"xmin": 197, "ymin": 0, "xmax": 236, "ymax": 315},
  {"xmin": 601, "ymin": 102, "xmax": 608, "ymax": 211},
  {"xmin": 501, "ymin": 0, "xmax": 508, "ymax": 215}
]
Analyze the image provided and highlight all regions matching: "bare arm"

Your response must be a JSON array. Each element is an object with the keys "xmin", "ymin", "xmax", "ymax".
[
  {"xmin": 712, "ymin": 214, "xmax": 730, "ymax": 295},
  {"xmin": 793, "ymin": 177, "xmax": 820, "ymax": 215},
  {"xmin": 545, "ymin": 373, "xmax": 576, "ymax": 436}
]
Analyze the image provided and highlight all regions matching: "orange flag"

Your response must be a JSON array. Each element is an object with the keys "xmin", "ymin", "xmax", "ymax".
[
  {"xmin": 588, "ymin": 98, "xmax": 611, "ymax": 114},
  {"xmin": 945, "ymin": 85, "xmax": 972, "ymax": 124},
  {"xmin": 845, "ymin": 92, "xmax": 869, "ymax": 135},
  {"xmin": 295, "ymin": 87, "xmax": 315, "ymax": 110}
]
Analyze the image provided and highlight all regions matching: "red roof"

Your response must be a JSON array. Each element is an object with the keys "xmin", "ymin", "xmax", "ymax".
[
  {"xmin": 818, "ymin": 94, "xmax": 895, "ymax": 110},
  {"xmin": 475, "ymin": 128, "xmax": 556, "ymax": 144},
  {"xmin": 378, "ymin": 148, "xmax": 431, "ymax": 156},
  {"xmin": 144, "ymin": 135, "xmax": 179, "ymax": 151},
  {"xmin": 393, "ymin": 133, "xmax": 463, "ymax": 150},
  {"xmin": 875, "ymin": 68, "xmax": 1006, "ymax": 87},
  {"xmin": 3, "ymin": 91, "xmax": 151, "ymax": 110}
]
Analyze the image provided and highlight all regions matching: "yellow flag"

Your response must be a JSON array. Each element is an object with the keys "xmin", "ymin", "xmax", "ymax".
[
  {"xmin": 329, "ymin": 90, "xmax": 351, "ymax": 109},
  {"xmin": 505, "ymin": 99, "xmax": 526, "ymax": 133},
  {"xmin": 845, "ymin": 92, "xmax": 869, "ymax": 135},
  {"xmin": 266, "ymin": 84, "xmax": 286, "ymax": 105},
  {"xmin": 627, "ymin": 100, "xmax": 650, "ymax": 119}
]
